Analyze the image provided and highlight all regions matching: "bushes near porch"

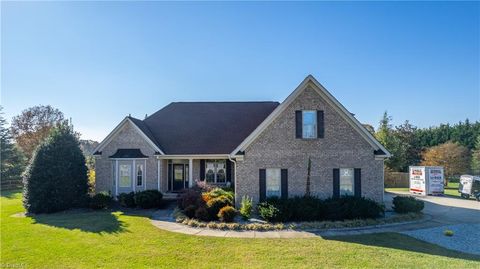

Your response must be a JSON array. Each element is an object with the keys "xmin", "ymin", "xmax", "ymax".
[
  {"xmin": 116, "ymin": 190, "xmax": 164, "ymax": 209},
  {"xmin": 177, "ymin": 185, "xmax": 235, "ymax": 222},
  {"xmin": 257, "ymin": 196, "xmax": 385, "ymax": 222}
]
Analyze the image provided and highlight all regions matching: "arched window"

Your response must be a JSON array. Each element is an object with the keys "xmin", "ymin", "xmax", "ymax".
[{"xmin": 136, "ymin": 164, "xmax": 143, "ymax": 186}]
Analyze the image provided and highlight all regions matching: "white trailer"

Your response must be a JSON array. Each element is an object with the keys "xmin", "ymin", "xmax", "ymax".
[{"xmin": 409, "ymin": 166, "xmax": 444, "ymax": 196}]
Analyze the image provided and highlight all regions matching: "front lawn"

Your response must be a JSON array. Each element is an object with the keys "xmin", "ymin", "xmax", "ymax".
[{"xmin": 1, "ymin": 190, "xmax": 479, "ymax": 268}]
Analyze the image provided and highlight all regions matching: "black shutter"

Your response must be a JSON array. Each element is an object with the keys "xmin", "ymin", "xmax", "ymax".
[
  {"xmin": 281, "ymin": 169, "xmax": 288, "ymax": 199},
  {"xmin": 200, "ymin": 160, "xmax": 205, "ymax": 181},
  {"xmin": 259, "ymin": 169, "xmax": 266, "ymax": 202},
  {"xmin": 295, "ymin": 110, "xmax": 302, "ymax": 138},
  {"xmin": 317, "ymin": 110, "xmax": 324, "ymax": 138},
  {"xmin": 226, "ymin": 160, "xmax": 232, "ymax": 182},
  {"xmin": 354, "ymin": 168, "xmax": 361, "ymax": 197},
  {"xmin": 333, "ymin": 168, "xmax": 340, "ymax": 198}
]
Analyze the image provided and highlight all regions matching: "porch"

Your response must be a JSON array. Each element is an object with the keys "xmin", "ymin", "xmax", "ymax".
[{"xmin": 162, "ymin": 157, "xmax": 235, "ymax": 193}]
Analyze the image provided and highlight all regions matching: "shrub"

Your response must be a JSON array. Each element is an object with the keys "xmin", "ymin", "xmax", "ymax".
[
  {"xmin": 257, "ymin": 196, "xmax": 383, "ymax": 222},
  {"xmin": 218, "ymin": 206, "xmax": 237, "ymax": 222},
  {"xmin": 194, "ymin": 206, "xmax": 210, "ymax": 221},
  {"xmin": 23, "ymin": 124, "xmax": 89, "ymax": 214},
  {"xmin": 118, "ymin": 192, "xmax": 136, "ymax": 208},
  {"xmin": 323, "ymin": 196, "xmax": 384, "ymax": 220},
  {"xmin": 134, "ymin": 190, "xmax": 163, "ymax": 209},
  {"xmin": 444, "ymin": 229, "xmax": 454, "ymax": 236},
  {"xmin": 392, "ymin": 196, "xmax": 424, "ymax": 213},
  {"xmin": 89, "ymin": 192, "xmax": 112, "ymax": 209},
  {"xmin": 205, "ymin": 188, "xmax": 234, "ymax": 205},
  {"xmin": 240, "ymin": 195, "xmax": 253, "ymax": 220},
  {"xmin": 178, "ymin": 188, "xmax": 203, "ymax": 210},
  {"xmin": 184, "ymin": 205, "xmax": 197, "ymax": 218},
  {"xmin": 206, "ymin": 195, "xmax": 232, "ymax": 220},
  {"xmin": 257, "ymin": 202, "xmax": 281, "ymax": 222}
]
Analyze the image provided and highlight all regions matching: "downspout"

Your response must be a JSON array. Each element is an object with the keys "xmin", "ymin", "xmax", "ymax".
[{"xmin": 228, "ymin": 155, "xmax": 238, "ymax": 206}]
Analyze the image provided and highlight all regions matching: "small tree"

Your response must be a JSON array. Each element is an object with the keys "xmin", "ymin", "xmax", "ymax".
[
  {"xmin": 23, "ymin": 123, "xmax": 88, "ymax": 214},
  {"xmin": 421, "ymin": 141, "xmax": 470, "ymax": 185}
]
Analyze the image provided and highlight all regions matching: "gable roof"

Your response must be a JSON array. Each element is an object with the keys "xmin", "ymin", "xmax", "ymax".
[
  {"xmin": 142, "ymin": 102, "xmax": 280, "ymax": 155},
  {"xmin": 92, "ymin": 117, "xmax": 165, "ymax": 155},
  {"xmin": 231, "ymin": 75, "xmax": 391, "ymax": 157}
]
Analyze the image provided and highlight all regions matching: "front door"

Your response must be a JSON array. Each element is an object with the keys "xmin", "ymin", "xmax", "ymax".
[{"xmin": 173, "ymin": 164, "xmax": 185, "ymax": 191}]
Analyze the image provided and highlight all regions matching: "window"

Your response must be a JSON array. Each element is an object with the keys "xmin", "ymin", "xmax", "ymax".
[
  {"xmin": 302, "ymin": 111, "xmax": 317, "ymax": 139},
  {"xmin": 136, "ymin": 164, "xmax": 143, "ymax": 186},
  {"xmin": 266, "ymin": 168, "xmax": 281, "ymax": 198},
  {"xmin": 119, "ymin": 164, "xmax": 132, "ymax": 188},
  {"xmin": 339, "ymin": 168, "xmax": 354, "ymax": 196},
  {"xmin": 205, "ymin": 160, "xmax": 227, "ymax": 183}
]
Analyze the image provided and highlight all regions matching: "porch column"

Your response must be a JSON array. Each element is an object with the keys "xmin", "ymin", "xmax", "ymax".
[
  {"xmin": 115, "ymin": 159, "xmax": 119, "ymax": 196},
  {"xmin": 189, "ymin": 158, "xmax": 193, "ymax": 188},
  {"xmin": 157, "ymin": 159, "xmax": 161, "ymax": 191}
]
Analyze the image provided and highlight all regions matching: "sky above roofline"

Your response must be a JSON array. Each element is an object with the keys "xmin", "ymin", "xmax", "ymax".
[{"xmin": 2, "ymin": 2, "xmax": 479, "ymax": 141}]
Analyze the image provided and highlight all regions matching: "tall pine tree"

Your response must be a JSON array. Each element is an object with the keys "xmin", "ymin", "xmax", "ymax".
[{"xmin": 0, "ymin": 107, "xmax": 26, "ymax": 185}]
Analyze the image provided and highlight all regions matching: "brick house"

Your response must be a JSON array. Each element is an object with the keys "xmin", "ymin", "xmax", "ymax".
[{"xmin": 93, "ymin": 75, "xmax": 390, "ymax": 205}]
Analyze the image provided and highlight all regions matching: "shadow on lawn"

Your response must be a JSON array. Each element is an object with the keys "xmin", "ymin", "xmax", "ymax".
[
  {"xmin": 32, "ymin": 209, "xmax": 128, "ymax": 234},
  {"xmin": 1, "ymin": 189, "xmax": 22, "ymax": 199},
  {"xmin": 325, "ymin": 232, "xmax": 480, "ymax": 262}
]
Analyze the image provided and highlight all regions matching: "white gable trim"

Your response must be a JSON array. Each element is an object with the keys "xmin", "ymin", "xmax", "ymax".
[
  {"xmin": 230, "ymin": 75, "xmax": 391, "ymax": 158},
  {"xmin": 92, "ymin": 117, "xmax": 165, "ymax": 155}
]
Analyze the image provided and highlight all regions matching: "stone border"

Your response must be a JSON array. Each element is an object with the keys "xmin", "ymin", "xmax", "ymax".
[{"xmin": 150, "ymin": 211, "xmax": 431, "ymax": 238}]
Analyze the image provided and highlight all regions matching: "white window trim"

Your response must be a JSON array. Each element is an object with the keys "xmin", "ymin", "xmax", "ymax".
[
  {"xmin": 205, "ymin": 159, "xmax": 227, "ymax": 184},
  {"xmin": 266, "ymin": 168, "xmax": 282, "ymax": 198},
  {"xmin": 136, "ymin": 161, "xmax": 145, "ymax": 188},
  {"xmin": 339, "ymin": 168, "xmax": 355, "ymax": 196},
  {"xmin": 302, "ymin": 110, "xmax": 317, "ymax": 139}
]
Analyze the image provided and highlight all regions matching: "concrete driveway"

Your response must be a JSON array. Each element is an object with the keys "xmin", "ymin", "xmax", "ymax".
[{"xmin": 384, "ymin": 191, "xmax": 480, "ymax": 225}]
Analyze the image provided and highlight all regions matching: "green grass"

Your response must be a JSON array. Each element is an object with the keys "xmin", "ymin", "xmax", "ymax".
[{"xmin": 1, "ymin": 189, "xmax": 479, "ymax": 268}]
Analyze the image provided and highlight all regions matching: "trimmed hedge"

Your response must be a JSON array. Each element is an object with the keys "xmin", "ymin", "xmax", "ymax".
[
  {"xmin": 90, "ymin": 192, "xmax": 113, "ymax": 209},
  {"xmin": 118, "ymin": 192, "xmax": 136, "ymax": 208},
  {"xmin": 392, "ymin": 196, "xmax": 424, "ymax": 213},
  {"xmin": 134, "ymin": 190, "xmax": 163, "ymax": 209},
  {"xmin": 257, "ymin": 196, "xmax": 384, "ymax": 222}
]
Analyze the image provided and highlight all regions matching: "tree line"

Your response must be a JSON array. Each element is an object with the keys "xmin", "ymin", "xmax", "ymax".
[
  {"xmin": 374, "ymin": 111, "xmax": 480, "ymax": 179},
  {"xmin": 1, "ymin": 105, "xmax": 96, "ymax": 187}
]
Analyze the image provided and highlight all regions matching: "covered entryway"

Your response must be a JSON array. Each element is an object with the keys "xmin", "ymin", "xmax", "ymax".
[{"xmin": 167, "ymin": 159, "xmax": 191, "ymax": 192}]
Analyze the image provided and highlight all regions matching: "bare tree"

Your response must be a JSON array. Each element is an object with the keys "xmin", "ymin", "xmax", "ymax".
[{"xmin": 11, "ymin": 105, "xmax": 67, "ymax": 159}]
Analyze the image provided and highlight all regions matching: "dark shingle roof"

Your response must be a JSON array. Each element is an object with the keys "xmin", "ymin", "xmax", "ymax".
[
  {"xmin": 110, "ymin": 149, "xmax": 148, "ymax": 158},
  {"xmin": 130, "ymin": 102, "xmax": 279, "ymax": 155}
]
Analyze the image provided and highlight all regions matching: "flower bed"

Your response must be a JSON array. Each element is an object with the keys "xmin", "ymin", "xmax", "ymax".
[
  {"xmin": 175, "ymin": 188, "xmax": 424, "ymax": 231},
  {"xmin": 174, "ymin": 208, "xmax": 423, "ymax": 231}
]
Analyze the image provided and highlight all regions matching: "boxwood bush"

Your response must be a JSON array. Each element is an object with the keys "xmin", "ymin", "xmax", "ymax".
[
  {"xmin": 392, "ymin": 196, "xmax": 424, "ymax": 213},
  {"xmin": 118, "ymin": 192, "xmax": 136, "ymax": 208},
  {"xmin": 257, "ymin": 196, "xmax": 384, "ymax": 222},
  {"xmin": 134, "ymin": 190, "xmax": 163, "ymax": 209},
  {"xmin": 89, "ymin": 192, "xmax": 113, "ymax": 209}
]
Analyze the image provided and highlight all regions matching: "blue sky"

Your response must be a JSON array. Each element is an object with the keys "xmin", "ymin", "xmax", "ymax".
[{"xmin": 2, "ymin": 1, "xmax": 479, "ymax": 141}]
